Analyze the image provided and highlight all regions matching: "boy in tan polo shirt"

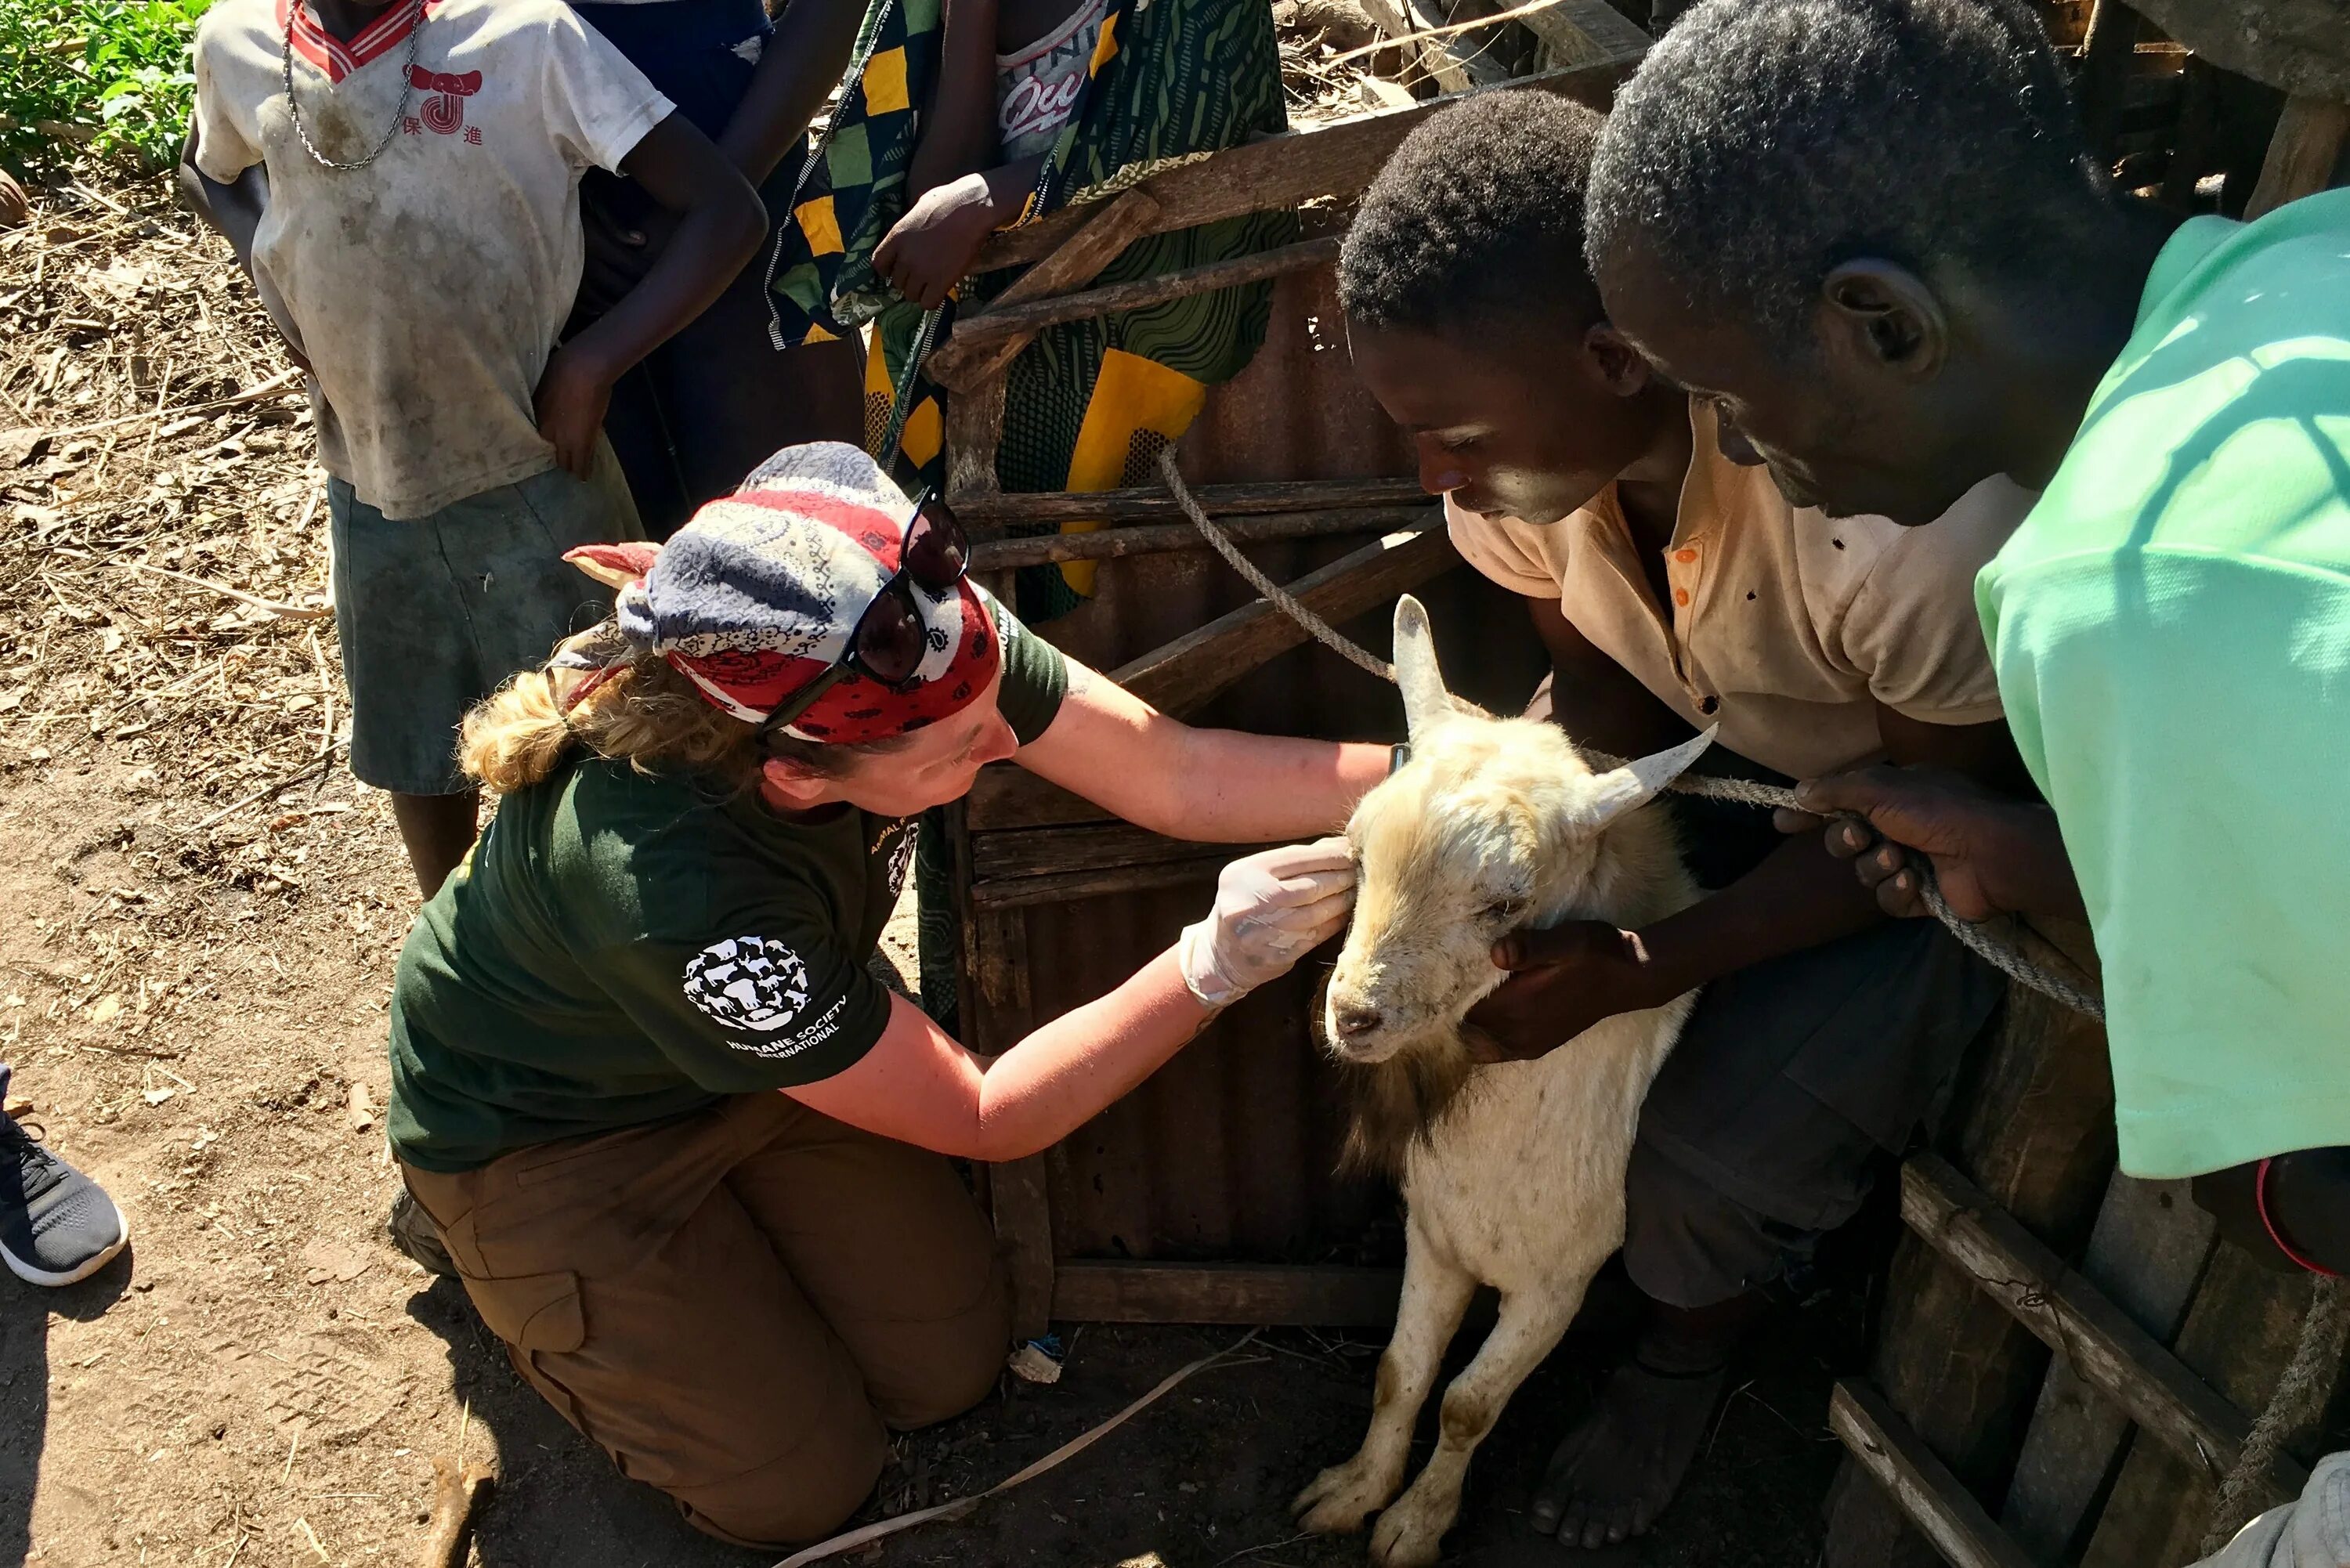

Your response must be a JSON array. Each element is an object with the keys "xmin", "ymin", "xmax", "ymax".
[{"xmin": 1336, "ymin": 92, "xmax": 2037, "ymax": 1551}]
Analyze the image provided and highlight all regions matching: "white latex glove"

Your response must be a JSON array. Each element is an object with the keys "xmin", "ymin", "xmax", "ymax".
[{"xmin": 1177, "ymin": 836, "xmax": 1356, "ymax": 1007}]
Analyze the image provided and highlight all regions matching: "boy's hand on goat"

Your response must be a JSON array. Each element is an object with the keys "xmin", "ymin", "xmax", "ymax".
[
  {"xmin": 1786, "ymin": 765, "xmax": 2081, "ymax": 923},
  {"xmin": 1462, "ymin": 923, "xmax": 1669, "ymax": 1060},
  {"xmin": 1177, "ymin": 837, "xmax": 1355, "ymax": 1007},
  {"xmin": 533, "ymin": 341, "xmax": 618, "ymax": 479}
]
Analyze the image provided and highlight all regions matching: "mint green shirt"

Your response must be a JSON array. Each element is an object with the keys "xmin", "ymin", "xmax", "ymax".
[{"xmin": 1979, "ymin": 190, "xmax": 2350, "ymax": 1179}]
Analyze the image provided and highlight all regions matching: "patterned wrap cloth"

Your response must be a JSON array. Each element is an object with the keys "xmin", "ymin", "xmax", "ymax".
[
  {"xmin": 568, "ymin": 442, "xmax": 999, "ymax": 745},
  {"xmin": 766, "ymin": 0, "xmax": 1293, "ymax": 620}
]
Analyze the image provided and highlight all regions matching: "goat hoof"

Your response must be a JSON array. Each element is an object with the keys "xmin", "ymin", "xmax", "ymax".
[
  {"xmin": 1368, "ymin": 1493, "xmax": 1451, "ymax": 1568},
  {"xmin": 1292, "ymin": 1461, "xmax": 1389, "ymax": 1535}
]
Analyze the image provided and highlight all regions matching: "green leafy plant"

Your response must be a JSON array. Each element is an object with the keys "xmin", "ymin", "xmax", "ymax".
[{"xmin": 0, "ymin": 0, "xmax": 215, "ymax": 175}]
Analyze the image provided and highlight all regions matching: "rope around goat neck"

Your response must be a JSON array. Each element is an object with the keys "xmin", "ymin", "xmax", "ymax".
[{"xmin": 1154, "ymin": 448, "xmax": 2106, "ymax": 1021}]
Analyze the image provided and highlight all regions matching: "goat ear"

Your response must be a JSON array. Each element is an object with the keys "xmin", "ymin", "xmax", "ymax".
[
  {"xmin": 1392, "ymin": 594, "xmax": 1452, "ymax": 740},
  {"xmin": 1572, "ymin": 727, "xmax": 1719, "ymax": 830}
]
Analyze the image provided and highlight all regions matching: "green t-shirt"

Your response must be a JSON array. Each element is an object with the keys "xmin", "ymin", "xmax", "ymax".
[
  {"xmin": 1978, "ymin": 188, "xmax": 2350, "ymax": 1179},
  {"xmin": 386, "ymin": 599, "xmax": 1069, "ymax": 1172}
]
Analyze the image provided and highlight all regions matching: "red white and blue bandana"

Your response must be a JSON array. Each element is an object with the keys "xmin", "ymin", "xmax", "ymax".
[{"xmin": 567, "ymin": 443, "xmax": 999, "ymax": 745}]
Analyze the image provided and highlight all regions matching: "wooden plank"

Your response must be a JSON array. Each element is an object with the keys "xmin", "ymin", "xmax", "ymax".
[
  {"xmin": 2000, "ymin": 1175, "xmax": 2218, "ymax": 1563},
  {"xmin": 1359, "ymin": 0, "xmax": 1506, "ymax": 93},
  {"xmin": 932, "ymin": 190, "xmax": 1166, "ymax": 497},
  {"xmin": 1824, "ymin": 942, "xmax": 2118, "ymax": 1568},
  {"xmin": 2073, "ymin": 0, "xmax": 2144, "ymax": 164},
  {"xmin": 942, "ymin": 234, "xmax": 1343, "ymax": 356},
  {"xmin": 957, "ymin": 475, "xmax": 1428, "ymax": 529},
  {"xmin": 965, "ymin": 902, "xmax": 1031, "ymax": 1034},
  {"xmin": 992, "ymin": 188, "xmax": 1167, "ymax": 308},
  {"xmin": 968, "ymin": 504, "xmax": 1438, "ymax": 571},
  {"xmin": 943, "ymin": 368, "xmax": 1008, "ymax": 500},
  {"xmin": 973, "ymin": 822, "xmax": 1277, "ymax": 881},
  {"xmin": 1900, "ymin": 1154, "xmax": 2303, "ymax": 1507},
  {"xmin": 1516, "ymin": 0, "xmax": 1650, "ymax": 68},
  {"xmin": 967, "ymin": 764, "xmax": 1116, "ymax": 833},
  {"xmin": 928, "ymin": 189, "xmax": 1166, "ymax": 394},
  {"xmin": 2079, "ymin": 1248, "xmax": 2321, "ymax": 1568},
  {"xmin": 1112, "ymin": 528, "xmax": 1459, "ymax": 717},
  {"xmin": 994, "ymin": 1157, "xmax": 1058, "ymax": 1342},
  {"xmin": 2157, "ymin": 56, "xmax": 2222, "ymax": 209},
  {"xmin": 971, "ymin": 855, "xmax": 1227, "ymax": 911},
  {"xmin": 1830, "ymin": 1382, "xmax": 2039, "ymax": 1568},
  {"xmin": 2245, "ymin": 94, "xmax": 2350, "ymax": 219},
  {"xmin": 966, "ymin": 59, "xmax": 1632, "ymax": 273},
  {"xmin": 962, "ymin": 901, "xmax": 1058, "ymax": 1340},
  {"xmin": 1361, "ymin": 0, "xmax": 1444, "ymax": 91},
  {"xmin": 1052, "ymin": 1260, "xmax": 1402, "ymax": 1327}
]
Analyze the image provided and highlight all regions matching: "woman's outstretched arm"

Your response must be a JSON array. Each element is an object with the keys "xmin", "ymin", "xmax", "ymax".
[
  {"xmin": 1014, "ymin": 664, "xmax": 1394, "ymax": 843},
  {"xmin": 783, "ymin": 840, "xmax": 1352, "ymax": 1158}
]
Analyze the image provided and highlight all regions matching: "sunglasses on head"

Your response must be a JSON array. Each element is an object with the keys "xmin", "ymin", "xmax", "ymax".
[{"xmin": 757, "ymin": 490, "xmax": 972, "ymax": 735}]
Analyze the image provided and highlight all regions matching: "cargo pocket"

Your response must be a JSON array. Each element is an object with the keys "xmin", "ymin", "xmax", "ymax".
[
  {"xmin": 462, "ymin": 1267, "xmax": 595, "ymax": 1436},
  {"xmin": 465, "ymin": 1268, "xmax": 586, "ymax": 1354}
]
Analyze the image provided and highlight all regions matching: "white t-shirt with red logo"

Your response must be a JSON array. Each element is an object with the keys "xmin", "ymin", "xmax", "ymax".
[{"xmin": 193, "ymin": 0, "xmax": 674, "ymax": 518}]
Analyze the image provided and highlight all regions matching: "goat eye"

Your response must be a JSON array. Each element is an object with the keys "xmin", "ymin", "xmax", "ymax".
[{"xmin": 1482, "ymin": 900, "xmax": 1522, "ymax": 927}]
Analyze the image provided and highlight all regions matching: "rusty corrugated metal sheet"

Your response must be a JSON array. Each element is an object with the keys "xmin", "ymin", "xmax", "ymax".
[{"xmin": 982, "ymin": 264, "xmax": 1547, "ymax": 1265}]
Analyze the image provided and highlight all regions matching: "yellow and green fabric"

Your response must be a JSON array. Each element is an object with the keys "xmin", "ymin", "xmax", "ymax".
[{"xmin": 768, "ymin": 0, "xmax": 1293, "ymax": 620}]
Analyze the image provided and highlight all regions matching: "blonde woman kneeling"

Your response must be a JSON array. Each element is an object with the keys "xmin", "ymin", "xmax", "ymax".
[{"xmin": 388, "ymin": 443, "xmax": 1385, "ymax": 1547}]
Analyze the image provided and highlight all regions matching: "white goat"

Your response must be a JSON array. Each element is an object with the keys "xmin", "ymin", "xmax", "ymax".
[{"xmin": 1292, "ymin": 594, "xmax": 1713, "ymax": 1568}]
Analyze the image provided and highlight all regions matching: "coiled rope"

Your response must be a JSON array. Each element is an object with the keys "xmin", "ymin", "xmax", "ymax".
[{"xmin": 2198, "ymin": 1276, "xmax": 2350, "ymax": 1555}]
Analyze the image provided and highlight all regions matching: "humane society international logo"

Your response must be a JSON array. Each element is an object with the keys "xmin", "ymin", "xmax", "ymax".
[{"xmin": 683, "ymin": 936, "xmax": 812, "ymax": 1035}]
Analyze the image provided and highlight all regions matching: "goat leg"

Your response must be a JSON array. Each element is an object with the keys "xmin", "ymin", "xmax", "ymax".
[
  {"xmin": 1369, "ymin": 1282, "xmax": 1585, "ymax": 1568},
  {"xmin": 1295, "ymin": 1238, "xmax": 1477, "ymax": 1535}
]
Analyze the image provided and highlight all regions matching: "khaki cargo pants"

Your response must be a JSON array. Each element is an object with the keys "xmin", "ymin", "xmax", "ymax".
[{"xmin": 400, "ymin": 1093, "xmax": 1009, "ymax": 1547}]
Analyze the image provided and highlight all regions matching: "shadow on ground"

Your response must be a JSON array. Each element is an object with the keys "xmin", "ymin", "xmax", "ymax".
[
  {"xmin": 2, "ymin": 1240, "xmax": 136, "ymax": 1566},
  {"xmin": 400, "ymin": 1259, "xmax": 1853, "ymax": 1568}
]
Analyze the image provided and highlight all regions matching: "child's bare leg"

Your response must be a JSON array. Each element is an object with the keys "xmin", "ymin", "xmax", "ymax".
[{"xmin": 392, "ymin": 791, "xmax": 479, "ymax": 897}]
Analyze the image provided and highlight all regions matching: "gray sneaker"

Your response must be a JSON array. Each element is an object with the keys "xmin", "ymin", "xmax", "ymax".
[{"xmin": 0, "ymin": 1066, "xmax": 128, "ymax": 1287}]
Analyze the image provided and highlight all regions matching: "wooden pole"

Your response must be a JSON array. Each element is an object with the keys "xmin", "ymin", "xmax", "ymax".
[
  {"xmin": 2078, "ymin": 1251, "xmax": 2326, "ymax": 1567},
  {"xmin": 967, "ymin": 505, "xmax": 1437, "ymax": 570},
  {"xmin": 1831, "ymin": 1382, "xmax": 2038, "ymax": 1568},
  {"xmin": 964, "ymin": 57, "xmax": 1635, "ymax": 274},
  {"xmin": 926, "ymin": 190, "xmax": 1166, "ymax": 396},
  {"xmin": 1900, "ymin": 1154, "xmax": 2305, "ymax": 1508},
  {"xmin": 1110, "ymin": 527, "xmax": 1458, "ymax": 717},
  {"xmin": 1823, "ymin": 944, "xmax": 2117, "ymax": 1568},
  {"xmin": 2244, "ymin": 94, "xmax": 2350, "ymax": 219},
  {"xmin": 944, "ymin": 235, "xmax": 1343, "ymax": 352},
  {"xmin": 1516, "ymin": 0, "xmax": 1649, "ymax": 69},
  {"xmin": 957, "ymin": 475, "xmax": 1428, "ymax": 529},
  {"xmin": 2073, "ymin": 1, "xmax": 2144, "ymax": 166},
  {"xmin": 1999, "ymin": 1173, "xmax": 2218, "ymax": 1561}
]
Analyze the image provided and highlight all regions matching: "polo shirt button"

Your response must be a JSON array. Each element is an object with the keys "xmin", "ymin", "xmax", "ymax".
[
  {"xmin": 1698, "ymin": 695, "xmax": 1720, "ymax": 715},
  {"xmin": 1672, "ymin": 587, "xmax": 1690, "ymax": 607},
  {"xmin": 1673, "ymin": 548, "xmax": 1698, "ymax": 564}
]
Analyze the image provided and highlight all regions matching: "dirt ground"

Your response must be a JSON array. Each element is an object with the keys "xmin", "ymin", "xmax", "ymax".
[{"xmin": 0, "ymin": 172, "xmax": 1850, "ymax": 1568}]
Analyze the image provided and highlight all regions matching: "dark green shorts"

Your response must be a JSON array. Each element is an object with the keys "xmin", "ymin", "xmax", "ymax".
[{"xmin": 328, "ymin": 446, "xmax": 642, "ymax": 797}]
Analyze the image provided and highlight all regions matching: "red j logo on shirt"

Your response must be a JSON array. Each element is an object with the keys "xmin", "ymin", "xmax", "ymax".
[{"xmin": 408, "ymin": 64, "xmax": 482, "ymax": 136}]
